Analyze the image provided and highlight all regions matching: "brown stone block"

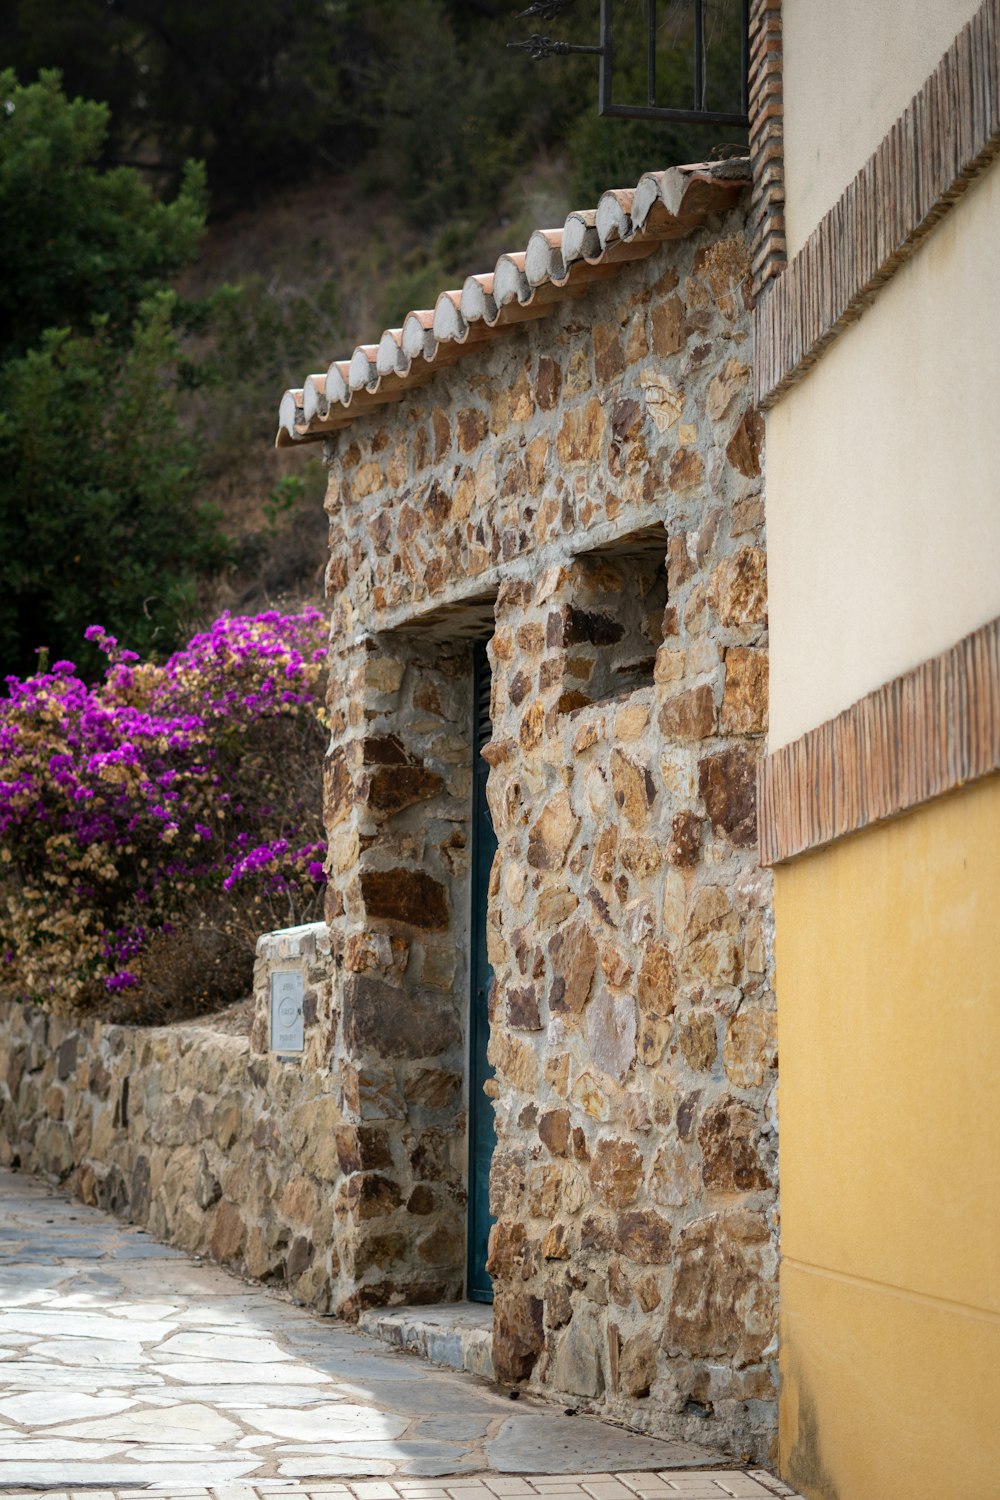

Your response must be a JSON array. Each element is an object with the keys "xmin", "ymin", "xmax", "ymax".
[
  {"xmin": 721, "ymin": 648, "xmax": 768, "ymax": 735},
  {"xmin": 488, "ymin": 1030, "xmax": 539, "ymax": 1094},
  {"xmin": 611, "ymin": 397, "xmax": 643, "ymax": 441},
  {"xmin": 608, "ymin": 1260, "xmax": 632, "ymax": 1308},
  {"xmin": 594, "ymin": 322, "xmax": 625, "ymax": 384},
  {"xmin": 615, "ymin": 1209, "xmax": 672, "ymax": 1264},
  {"xmin": 697, "ymin": 745, "xmax": 758, "ymax": 847},
  {"xmin": 335, "ymin": 1124, "xmax": 393, "ymax": 1173},
  {"xmin": 519, "ymin": 700, "xmax": 545, "ymax": 751},
  {"xmin": 698, "ymin": 1096, "xmax": 770, "ymax": 1191},
  {"xmin": 658, "ymin": 684, "xmax": 716, "ymax": 740},
  {"xmin": 527, "ymin": 1162, "xmax": 562, "ymax": 1217},
  {"xmin": 515, "ymin": 622, "xmax": 545, "ymax": 655},
  {"xmin": 403, "ymin": 1067, "xmax": 463, "ymax": 1109},
  {"xmin": 610, "ymin": 748, "xmax": 656, "ymax": 829},
  {"xmin": 668, "ymin": 448, "xmax": 705, "ymax": 493},
  {"xmin": 666, "ymin": 810, "xmax": 703, "ymax": 866},
  {"xmin": 342, "ymin": 974, "xmax": 460, "ymax": 1060},
  {"xmin": 538, "ymin": 1107, "xmax": 571, "ymax": 1156},
  {"xmin": 431, "ymin": 406, "xmax": 450, "ymax": 460},
  {"xmin": 666, "ymin": 1208, "xmax": 775, "ymax": 1364},
  {"xmin": 364, "ymin": 764, "xmax": 445, "ymax": 817},
  {"xmin": 635, "ymin": 1273, "xmax": 662, "ymax": 1312},
  {"xmin": 417, "ymin": 1222, "xmax": 464, "ymax": 1266},
  {"xmin": 588, "ymin": 1136, "xmax": 643, "ymax": 1208},
  {"xmin": 359, "ymin": 868, "xmax": 449, "ymax": 931},
  {"xmin": 406, "ymin": 1183, "xmax": 436, "ymax": 1215},
  {"xmin": 548, "ymin": 917, "xmax": 598, "ymax": 1015},
  {"xmin": 587, "ymin": 990, "xmax": 637, "ymax": 1082},
  {"xmin": 457, "ymin": 408, "xmax": 487, "ymax": 452},
  {"xmin": 209, "ymin": 1199, "xmax": 245, "ymax": 1263},
  {"xmin": 286, "ymin": 1235, "xmax": 314, "ymax": 1281},
  {"xmin": 636, "ymin": 942, "xmax": 676, "ymax": 1021},
  {"xmin": 506, "ymin": 984, "xmax": 542, "ymax": 1031},
  {"xmin": 546, "ymin": 1279, "xmax": 574, "ymax": 1328},
  {"xmin": 489, "ymin": 1151, "xmax": 527, "ymax": 1216},
  {"xmin": 723, "ymin": 1009, "xmax": 777, "ymax": 1090},
  {"xmin": 708, "ymin": 545, "xmax": 767, "ymax": 626},
  {"xmin": 536, "ymin": 355, "xmax": 562, "ymax": 410},
  {"xmin": 679, "ymin": 1012, "xmax": 718, "ymax": 1072},
  {"xmin": 323, "ymin": 747, "xmax": 353, "ymax": 829},
  {"xmin": 651, "ymin": 294, "xmax": 688, "ymax": 356},
  {"xmin": 346, "ymin": 1172, "xmax": 402, "ymax": 1221},
  {"xmin": 727, "ymin": 406, "xmax": 764, "ymax": 477},
  {"xmin": 619, "ymin": 1330, "xmax": 658, "ymax": 1396},
  {"xmin": 556, "ymin": 398, "xmax": 604, "ymax": 465},
  {"xmin": 580, "ymin": 1212, "xmax": 613, "ymax": 1251},
  {"xmin": 493, "ymin": 1292, "xmax": 544, "ymax": 1382},
  {"xmin": 526, "ymin": 792, "xmax": 579, "ymax": 871},
  {"xmin": 707, "ymin": 358, "xmax": 750, "ymax": 421},
  {"xmin": 280, "ymin": 1174, "xmax": 320, "ymax": 1224},
  {"xmin": 686, "ymin": 884, "xmax": 737, "ymax": 942}
]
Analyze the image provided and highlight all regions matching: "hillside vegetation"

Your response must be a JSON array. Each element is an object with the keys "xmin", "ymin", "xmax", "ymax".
[{"xmin": 0, "ymin": 0, "xmax": 745, "ymax": 671}]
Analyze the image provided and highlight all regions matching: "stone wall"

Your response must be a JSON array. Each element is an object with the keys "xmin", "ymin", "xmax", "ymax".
[
  {"xmin": 0, "ymin": 919, "xmax": 464, "ymax": 1316},
  {"xmin": 317, "ymin": 205, "xmax": 778, "ymax": 1461}
]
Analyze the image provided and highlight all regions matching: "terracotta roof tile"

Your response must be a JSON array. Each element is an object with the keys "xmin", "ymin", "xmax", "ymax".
[{"xmin": 276, "ymin": 158, "xmax": 749, "ymax": 447}]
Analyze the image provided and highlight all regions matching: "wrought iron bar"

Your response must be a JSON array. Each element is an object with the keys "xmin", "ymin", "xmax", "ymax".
[
  {"xmin": 694, "ymin": 0, "xmax": 705, "ymax": 111},
  {"xmin": 507, "ymin": 33, "xmax": 603, "ymax": 58},
  {"xmin": 514, "ymin": 0, "xmax": 577, "ymax": 18},
  {"xmin": 507, "ymin": 0, "xmax": 749, "ymax": 129}
]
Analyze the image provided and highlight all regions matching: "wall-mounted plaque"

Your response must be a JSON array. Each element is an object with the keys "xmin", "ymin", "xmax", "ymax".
[{"xmin": 269, "ymin": 971, "xmax": 305, "ymax": 1054}]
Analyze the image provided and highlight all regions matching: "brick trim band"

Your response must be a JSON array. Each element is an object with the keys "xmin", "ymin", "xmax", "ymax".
[
  {"xmin": 757, "ymin": 617, "xmax": 1000, "ymax": 866},
  {"xmin": 753, "ymin": 0, "xmax": 1000, "ymax": 409},
  {"xmin": 748, "ymin": 0, "xmax": 786, "ymax": 299}
]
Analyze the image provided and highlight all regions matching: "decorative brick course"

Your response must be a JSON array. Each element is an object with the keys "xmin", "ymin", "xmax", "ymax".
[{"xmin": 753, "ymin": 0, "xmax": 1000, "ymax": 407}]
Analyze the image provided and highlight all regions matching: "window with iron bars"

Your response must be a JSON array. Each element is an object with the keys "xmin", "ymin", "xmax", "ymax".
[{"xmin": 508, "ymin": 0, "xmax": 749, "ymax": 128}]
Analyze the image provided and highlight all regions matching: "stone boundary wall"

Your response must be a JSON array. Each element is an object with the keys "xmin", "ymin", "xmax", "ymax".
[
  {"xmin": 0, "ymin": 998, "xmax": 334, "ymax": 1299},
  {"xmin": 0, "ymin": 920, "xmax": 464, "ymax": 1316}
]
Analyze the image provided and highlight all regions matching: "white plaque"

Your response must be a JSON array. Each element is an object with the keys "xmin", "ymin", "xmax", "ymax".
[{"xmin": 269, "ymin": 971, "xmax": 305, "ymax": 1054}]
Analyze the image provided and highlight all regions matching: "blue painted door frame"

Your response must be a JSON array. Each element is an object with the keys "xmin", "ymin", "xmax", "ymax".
[{"xmin": 467, "ymin": 640, "xmax": 497, "ymax": 1302}]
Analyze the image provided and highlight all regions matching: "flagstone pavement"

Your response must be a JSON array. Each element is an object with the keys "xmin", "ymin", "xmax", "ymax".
[{"xmin": 0, "ymin": 1168, "xmax": 800, "ymax": 1499}]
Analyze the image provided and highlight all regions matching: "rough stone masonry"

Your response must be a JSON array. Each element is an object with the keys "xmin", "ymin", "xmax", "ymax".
[
  {"xmin": 315, "ymin": 200, "xmax": 776, "ymax": 1459},
  {"xmin": 0, "ymin": 196, "xmax": 777, "ymax": 1464}
]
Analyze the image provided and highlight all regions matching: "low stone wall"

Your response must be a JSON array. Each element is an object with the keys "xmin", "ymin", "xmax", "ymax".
[{"xmin": 0, "ymin": 920, "xmax": 464, "ymax": 1316}]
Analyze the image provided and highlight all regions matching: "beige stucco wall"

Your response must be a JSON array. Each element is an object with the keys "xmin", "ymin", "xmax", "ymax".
[
  {"xmin": 781, "ymin": 0, "xmax": 981, "ymax": 257},
  {"xmin": 765, "ymin": 158, "xmax": 1000, "ymax": 749}
]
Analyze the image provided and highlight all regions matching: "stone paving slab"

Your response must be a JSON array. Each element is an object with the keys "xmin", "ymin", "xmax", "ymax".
[{"xmin": 0, "ymin": 1170, "xmax": 802, "ymax": 1497}]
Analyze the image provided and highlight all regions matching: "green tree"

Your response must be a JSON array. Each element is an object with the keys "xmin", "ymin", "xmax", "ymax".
[{"xmin": 0, "ymin": 70, "xmax": 221, "ymax": 675}]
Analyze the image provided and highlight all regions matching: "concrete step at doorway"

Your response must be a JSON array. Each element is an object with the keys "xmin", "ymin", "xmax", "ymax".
[{"xmin": 360, "ymin": 1302, "xmax": 495, "ymax": 1381}]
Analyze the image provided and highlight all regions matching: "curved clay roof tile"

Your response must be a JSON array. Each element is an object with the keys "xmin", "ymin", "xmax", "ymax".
[{"xmin": 277, "ymin": 158, "xmax": 749, "ymax": 443}]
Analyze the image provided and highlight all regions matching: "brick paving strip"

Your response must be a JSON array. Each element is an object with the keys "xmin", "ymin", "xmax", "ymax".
[{"xmin": 0, "ymin": 1170, "xmax": 800, "ymax": 1498}]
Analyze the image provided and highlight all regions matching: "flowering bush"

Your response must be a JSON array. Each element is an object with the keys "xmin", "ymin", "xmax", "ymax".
[{"xmin": 0, "ymin": 610, "xmax": 328, "ymax": 1021}]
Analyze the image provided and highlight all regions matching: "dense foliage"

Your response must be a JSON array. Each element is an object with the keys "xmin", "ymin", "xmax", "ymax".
[
  {"xmin": 0, "ymin": 70, "xmax": 225, "ymax": 677},
  {"xmin": 0, "ymin": 610, "xmax": 327, "ymax": 1021},
  {"xmin": 0, "ymin": 1, "xmax": 739, "ymax": 217}
]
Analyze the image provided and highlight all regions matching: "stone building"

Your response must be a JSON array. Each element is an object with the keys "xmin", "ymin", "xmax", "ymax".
[{"xmin": 271, "ymin": 158, "xmax": 777, "ymax": 1460}]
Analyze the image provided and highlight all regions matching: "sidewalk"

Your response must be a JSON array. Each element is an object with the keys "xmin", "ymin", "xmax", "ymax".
[{"xmin": 0, "ymin": 1169, "xmax": 799, "ymax": 1499}]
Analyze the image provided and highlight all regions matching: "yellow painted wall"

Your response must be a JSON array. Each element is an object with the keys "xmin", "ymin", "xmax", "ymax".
[
  {"xmin": 781, "ymin": 0, "xmax": 980, "ymax": 257},
  {"xmin": 774, "ymin": 776, "xmax": 1000, "ymax": 1499},
  {"xmin": 765, "ymin": 159, "xmax": 1000, "ymax": 750}
]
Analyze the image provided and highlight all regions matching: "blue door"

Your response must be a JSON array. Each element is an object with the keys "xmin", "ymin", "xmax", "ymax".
[{"xmin": 467, "ymin": 640, "xmax": 497, "ymax": 1303}]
